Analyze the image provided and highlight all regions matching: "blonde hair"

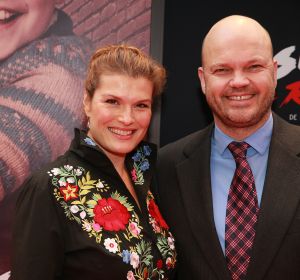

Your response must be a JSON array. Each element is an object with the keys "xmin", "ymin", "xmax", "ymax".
[{"xmin": 85, "ymin": 44, "xmax": 166, "ymax": 98}]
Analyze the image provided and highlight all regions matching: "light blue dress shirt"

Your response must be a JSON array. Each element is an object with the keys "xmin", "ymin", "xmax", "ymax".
[{"xmin": 211, "ymin": 114, "xmax": 273, "ymax": 254}]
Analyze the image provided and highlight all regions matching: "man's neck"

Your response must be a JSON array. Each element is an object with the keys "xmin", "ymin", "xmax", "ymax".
[{"xmin": 214, "ymin": 113, "xmax": 271, "ymax": 141}]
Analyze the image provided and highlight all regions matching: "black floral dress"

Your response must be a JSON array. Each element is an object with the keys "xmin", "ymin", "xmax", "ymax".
[{"xmin": 12, "ymin": 129, "xmax": 177, "ymax": 280}]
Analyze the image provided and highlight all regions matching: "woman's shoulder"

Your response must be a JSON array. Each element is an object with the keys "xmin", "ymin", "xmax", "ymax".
[{"xmin": 18, "ymin": 152, "xmax": 74, "ymax": 195}]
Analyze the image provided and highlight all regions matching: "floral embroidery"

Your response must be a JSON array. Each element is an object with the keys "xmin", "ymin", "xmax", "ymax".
[
  {"xmin": 49, "ymin": 163, "xmax": 176, "ymax": 279},
  {"xmin": 131, "ymin": 145, "xmax": 151, "ymax": 185},
  {"xmin": 59, "ymin": 183, "xmax": 79, "ymax": 201},
  {"xmin": 127, "ymin": 271, "xmax": 135, "ymax": 280},
  {"xmin": 104, "ymin": 238, "xmax": 119, "ymax": 253},
  {"xmin": 94, "ymin": 198, "xmax": 130, "ymax": 231},
  {"xmin": 147, "ymin": 191, "xmax": 177, "ymax": 270},
  {"xmin": 148, "ymin": 199, "xmax": 169, "ymax": 230}
]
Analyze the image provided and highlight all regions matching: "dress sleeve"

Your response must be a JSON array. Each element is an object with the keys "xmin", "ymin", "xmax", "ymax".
[{"xmin": 11, "ymin": 175, "xmax": 65, "ymax": 280}]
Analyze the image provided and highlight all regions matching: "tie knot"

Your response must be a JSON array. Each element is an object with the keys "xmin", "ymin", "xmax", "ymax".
[{"xmin": 228, "ymin": 141, "xmax": 250, "ymax": 160}]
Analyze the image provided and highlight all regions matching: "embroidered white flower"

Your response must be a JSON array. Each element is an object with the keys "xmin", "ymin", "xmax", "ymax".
[
  {"xmin": 166, "ymin": 257, "xmax": 172, "ymax": 268},
  {"xmin": 168, "ymin": 236, "xmax": 175, "ymax": 250},
  {"xmin": 130, "ymin": 252, "xmax": 140, "ymax": 269},
  {"xmin": 75, "ymin": 168, "xmax": 82, "ymax": 176},
  {"xmin": 51, "ymin": 168, "xmax": 60, "ymax": 175},
  {"xmin": 127, "ymin": 271, "xmax": 136, "ymax": 280},
  {"xmin": 58, "ymin": 179, "xmax": 66, "ymax": 186},
  {"xmin": 70, "ymin": 205, "xmax": 79, "ymax": 213},
  {"xmin": 104, "ymin": 238, "xmax": 119, "ymax": 253},
  {"xmin": 80, "ymin": 211, "xmax": 86, "ymax": 219},
  {"xmin": 64, "ymin": 165, "xmax": 73, "ymax": 171},
  {"xmin": 67, "ymin": 177, "xmax": 75, "ymax": 183},
  {"xmin": 82, "ymin": 220, "xmax": 92, "ymax": 232},
  {"xmin": 96, "ymin": 180, "xmax": 104, "ymax": 189}
]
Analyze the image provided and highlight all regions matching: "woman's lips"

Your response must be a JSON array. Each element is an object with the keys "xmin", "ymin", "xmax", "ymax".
[{"xmin": 0, "ymin": 9, "xmax": 22, "ymax": 25}]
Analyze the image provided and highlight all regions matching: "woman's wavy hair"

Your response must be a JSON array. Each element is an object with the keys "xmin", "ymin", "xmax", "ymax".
[{"xmin": 85, "ymin": 44, "xmax": 166, "ymax": 98}]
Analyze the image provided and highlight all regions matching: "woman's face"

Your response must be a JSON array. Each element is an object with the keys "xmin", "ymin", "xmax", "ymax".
[
  {"xmin": 0, "ymin": 0, "xmax": 58, "ymax": 60},
  {"xmin": 84, "ymin": 73, "xmax": 153, "ymax": 160}
]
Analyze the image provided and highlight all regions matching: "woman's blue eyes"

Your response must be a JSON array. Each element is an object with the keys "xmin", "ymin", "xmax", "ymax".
[
  {"xmin": 136, "ymin": 103, "xmax": 149, "ymax": 108},
  {"xmin": 105, "ymin": 99, "xmax": 150, "ymax": 109},
  {"xmin": 105, "ymin": 99, "xmax": 118, "ymax": 104}
]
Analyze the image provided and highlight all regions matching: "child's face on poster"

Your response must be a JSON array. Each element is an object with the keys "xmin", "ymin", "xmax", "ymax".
[{"xmin": 0, "ymin": 0, "xmax": 61, "ymax": 61}]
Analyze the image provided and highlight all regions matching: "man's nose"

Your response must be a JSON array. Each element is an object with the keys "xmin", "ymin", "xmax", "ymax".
[{"xmin": 229, "ymin": 71, "xmax": 250, "ymax": 88}]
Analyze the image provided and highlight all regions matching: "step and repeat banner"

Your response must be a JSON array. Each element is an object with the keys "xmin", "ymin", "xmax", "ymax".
[
  {"xmin": 0, "ymin": 1, "xmax": 151, "ymax": 278},
  {"xmin": 161, "ymin": 1, "xmax": 300, "ymax": 146}
]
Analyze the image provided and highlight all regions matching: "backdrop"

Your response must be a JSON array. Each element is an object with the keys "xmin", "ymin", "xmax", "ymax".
[{"xmin": 0, "ymin": 0, "xmax": 151, "ymax": 277}]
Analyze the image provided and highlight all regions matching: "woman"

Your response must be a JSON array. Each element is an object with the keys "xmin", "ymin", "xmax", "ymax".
[{"xmin": 11, "ymin": 45, "xmax": 176, "ymax": 279}]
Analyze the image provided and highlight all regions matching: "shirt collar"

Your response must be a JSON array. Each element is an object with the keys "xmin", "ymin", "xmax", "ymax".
[
  {"xmin": 69, "ymin": 129, "xmax": 157, "ymax": 189},
  {"xmin": 213, "ymin": 114, "xmax": 273, "ymax": 157}
]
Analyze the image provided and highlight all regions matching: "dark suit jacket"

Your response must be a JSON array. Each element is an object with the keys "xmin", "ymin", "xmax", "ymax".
[{"xmin": 156, "ymin": 114, "xmax": 300, "ymax": 280}]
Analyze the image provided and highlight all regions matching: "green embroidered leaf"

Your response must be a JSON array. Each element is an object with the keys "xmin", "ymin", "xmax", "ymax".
[
  {"xmin": 111, "ymin": 191, "xmax": 134, "ymax": 211},
  {"xmin": 86, "ymin": 199, "xmax": 97, "ymax": 206},
  {"xmin": 136, "ymin": 240, "xmax": 153, "ymax": 266},
  {"xmin": 53, "ymin": 188, "xmax": 62, "ymax": 200},
  {"xmin": 85, "ymin": 180, "xmax": 97, "ymax": 185},
  {"xmin": 156, "ymin": 236, "xmax": 171, "ymax": 258},
  {"xmin": 81, "ymin": 196, "xmax": 86, "ymax": 204},
  {"xmin": 86, "ymin": 171, "xmax": 91, "ymax": 182},
  {"xmin": 86, "ymin": 208, "xmax": 95, "ymax": 217},
  {"xmin": 80, "ymin": 185, "xmax": 95, "ymax": 190},
  {"xmin": 61, "ymin": 201, "xmax": 74, "ymax": 220},
  {"xmin": 134, "ymin": 164, "xmax": 144, "ymax": 185},
  {"xmin": 71, "ymin": 200, "xmax": 82, "ymax": 205},
  {"xmin": 123, "ymin": 232, "xmax": 131, "ymax": 241},
  {"xmin": 79, "ymin": 189, "xmax": 91, "ymax": 196},
  {"xmin": 73, "ymin": 216, "xmax": 81, "ymax": 224},
  {"xmin": 51, "ymin": 177, "xmax": 58, "ymax": 186},
  {"xmin": 92, "ymin": 193, "xmax": 102, "ymax": 201}
]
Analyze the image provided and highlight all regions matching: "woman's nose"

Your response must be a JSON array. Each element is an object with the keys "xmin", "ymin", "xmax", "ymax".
[{"xmin": 118, "ymin": 106, "xmax": 134, "ymax": 125}]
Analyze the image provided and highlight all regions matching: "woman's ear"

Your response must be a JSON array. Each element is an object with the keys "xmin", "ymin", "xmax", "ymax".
[{"xmin": 83, "ymin": 92, "xmax": 92, "ymax": 117}]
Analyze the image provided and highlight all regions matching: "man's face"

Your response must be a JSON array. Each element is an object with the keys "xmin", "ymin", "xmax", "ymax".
[
  {"xmin": 0, "ymin": 0, "xmax": 57, "ymax": 61},
  {"xmin": 198, "ymin": 23, "xmax": 277, "ymax": 133}
]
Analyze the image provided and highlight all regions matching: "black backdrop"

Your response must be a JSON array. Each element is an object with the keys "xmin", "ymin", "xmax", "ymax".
[{"xmin": 160, "ymin": 1, "xmax": 300, "ymax": 146}]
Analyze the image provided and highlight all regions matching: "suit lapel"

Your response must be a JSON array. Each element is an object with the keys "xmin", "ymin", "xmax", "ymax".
[
  {"xmin": 175, "ymin": 126, "xmax": 230, "ymax": 280},
  {"xmin": 246, "ymin": 119, "xmax": 300, "ymax": 280}
]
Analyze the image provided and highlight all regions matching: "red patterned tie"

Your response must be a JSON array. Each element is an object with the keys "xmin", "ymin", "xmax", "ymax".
[{"xmin": 225, "ymin": 141, "xmax": 259, "ymax": 280}]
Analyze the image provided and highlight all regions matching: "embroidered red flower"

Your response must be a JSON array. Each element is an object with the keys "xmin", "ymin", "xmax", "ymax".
[
  {"xmin": 131, "ymin": 169, "xmax": 137, "ymax": 182},
  {"xmin": 60, "ymin": 183, "xmax": 79, "ymax": 201},
  {"xmin": 148, "ymin": 199, "xmax": 169, "ymax": 229},
  {"xmin": 143, "ymin": 267, "xmax": 148, "ymax": 279},
  {"xmin": 157, "ymin": 259, "xmax": 163, "ymax": 269},
  {"xmin": 93, "ymin": 197, "xmax": 130, "ymax": 231}
]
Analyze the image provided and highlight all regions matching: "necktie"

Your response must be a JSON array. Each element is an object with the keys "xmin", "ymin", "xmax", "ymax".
[{"xmin": 225, "ymin": 141, "xmax": 259, "ymax": 280}]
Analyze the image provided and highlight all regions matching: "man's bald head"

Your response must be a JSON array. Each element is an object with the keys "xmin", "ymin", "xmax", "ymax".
[{"xmin": 201, "ymin": 15, "xmax": 273, "ymax": 67}]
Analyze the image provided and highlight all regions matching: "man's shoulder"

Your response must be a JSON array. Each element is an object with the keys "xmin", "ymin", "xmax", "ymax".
[
  {"xmin": 159, "ymin": 124, "xmax": 213, "ymax": 161},
  {"xmin": 273, "ymin": 114, "xmax": 300, "ymax": 148}
]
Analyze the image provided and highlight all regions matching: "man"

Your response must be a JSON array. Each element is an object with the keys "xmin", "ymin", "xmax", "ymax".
[{"xmin": 156, "ymin": 15, "xmax": 300, "ymax": 280}]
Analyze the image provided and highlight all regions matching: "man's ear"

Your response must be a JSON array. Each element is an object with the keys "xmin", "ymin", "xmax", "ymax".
[
  {"xmin": 273, "ymin": 59, "xmax": 278, "ymax": 88},
  {"xmin": 198, "ymin": 67, "xmax": 206, "ymax": 95}
]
